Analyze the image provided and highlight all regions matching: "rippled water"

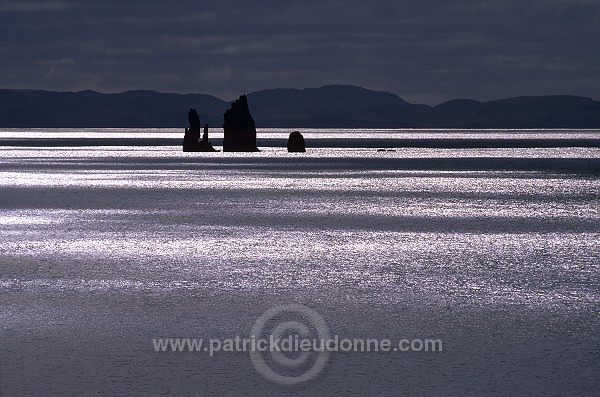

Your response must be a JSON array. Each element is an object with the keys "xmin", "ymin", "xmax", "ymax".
[{"xmin": 1, "ymin": 129, "xmax": 599, "ymax": 396}]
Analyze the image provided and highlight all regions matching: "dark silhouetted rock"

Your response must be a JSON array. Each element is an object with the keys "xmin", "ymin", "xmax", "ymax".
[
  {"xmin": 223, "ymin": 95, "xmax": 259, "ymax": 152},
  {"xmin": 287, "ymin": 131, "xmax": 306, "ymax": 152},
  {"xmin": 183, "ymin": 108, "xmax": 217, "ymax": 152},
  {"xmin": 202, "ymin": 123, "xmax": 209, "ymax": 146},
  {"xmin": 188, "ymin": 107, "xmax": 201, "ymax": 130}
]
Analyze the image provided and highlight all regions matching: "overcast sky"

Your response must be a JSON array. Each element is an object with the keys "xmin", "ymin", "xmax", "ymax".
[{"xmin": 0, "ymin": 0, "xmax": 598, "ymax": 104}]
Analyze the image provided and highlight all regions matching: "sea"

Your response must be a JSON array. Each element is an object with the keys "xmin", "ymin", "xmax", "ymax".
[{"xmin": 0, "ymin": 128, "xmax": 599, "ymax": 396}]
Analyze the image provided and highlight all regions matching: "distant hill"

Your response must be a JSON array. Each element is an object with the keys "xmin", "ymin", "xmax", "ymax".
[
  {"xmin": 0, "ymin": 89, "xmax": 226, "ymax": 128},
  {"xmin": 1, "ymin": 85, "xmax": 599, "ymax": 128},
  {"xmin": 247, "ymin": 85, "xmax": 430, "ymax": 128}
]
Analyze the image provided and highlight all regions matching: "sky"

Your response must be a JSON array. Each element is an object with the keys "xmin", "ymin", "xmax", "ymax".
[{"xmin": 0, "ymin": 0, "xmax": 598, "ymax": 105}]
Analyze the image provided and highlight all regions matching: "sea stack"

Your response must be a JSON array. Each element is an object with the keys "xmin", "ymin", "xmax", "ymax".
[
  {"xmin": 223, "ymin": 95, "xmax": 259, "ymax": 152},
  {"xmin": 183, "ymin": 108, "xmax": 216, "ymax": 152},
  {"xmin": 287, "ymin": 131, "xmax": 306, "ymax": 152}
]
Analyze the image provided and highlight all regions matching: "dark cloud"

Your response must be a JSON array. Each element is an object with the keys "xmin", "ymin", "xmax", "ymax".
[{"xmin": 0, "ymin": 0, "xmax": 598, "ymax": 104}]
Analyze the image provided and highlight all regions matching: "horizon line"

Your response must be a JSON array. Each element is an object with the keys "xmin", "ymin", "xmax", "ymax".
[{"xmin": 1, "ymin": 85, "xmax": 597, "ymax": 107}]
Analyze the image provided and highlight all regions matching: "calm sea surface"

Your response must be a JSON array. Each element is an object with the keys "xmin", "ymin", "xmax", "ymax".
[{"xmin": 1, "ymin": 129, "xmax": 599, "ymax": 396}]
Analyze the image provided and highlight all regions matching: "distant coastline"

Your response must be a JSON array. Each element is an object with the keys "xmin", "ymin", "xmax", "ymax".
[{"xmin": 1, "ymin": 85, "xmax": 600, "ymax": 128}]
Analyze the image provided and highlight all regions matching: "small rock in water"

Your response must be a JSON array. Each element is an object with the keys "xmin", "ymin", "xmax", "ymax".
[{"xmin": 287, "ymin": 131, "xmax": 306, "ymax": 152}]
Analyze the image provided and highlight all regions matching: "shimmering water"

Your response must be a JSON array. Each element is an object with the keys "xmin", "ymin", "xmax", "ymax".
[{"xmin": 1, "ymin": 129, "xmax": 599, "ymax": 396}]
